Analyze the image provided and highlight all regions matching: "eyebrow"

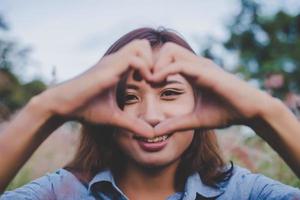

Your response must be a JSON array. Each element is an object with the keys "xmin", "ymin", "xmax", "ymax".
[{"xmin": 126, "ymin": 80, "xmax": 184, "ymax": 90}]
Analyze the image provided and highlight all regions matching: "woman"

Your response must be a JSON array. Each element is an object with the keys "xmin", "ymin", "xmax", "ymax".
[{"xmin": 0, "ymin": 27, "xmax": 300, "ymax": 199}]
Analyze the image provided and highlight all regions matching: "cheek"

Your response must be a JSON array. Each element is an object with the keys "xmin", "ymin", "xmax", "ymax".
[
  {"xmin": 113, "ymin": 130, "xmax": 144, "ymax": 157},
  {"xmin": 173, "ymin": 130, "xmax": 194, "ymax": 149},
  {"xmin": 123, "ymin": 105, "xmax": 139, "ymax": 117},
  {"xmin": 163, "ymin": 96, "xmax": 195, "ymax": 116},
  {"xmin": 161, "ymin": 130, "xmax": 194, "ymax": 163},
  {"xmin": 113, "ymin": 132, "xmax": 136, "ymax": 158},
  {"xmin": 114, "ymin": 132, "xmax": 131, "ymax": 149}
]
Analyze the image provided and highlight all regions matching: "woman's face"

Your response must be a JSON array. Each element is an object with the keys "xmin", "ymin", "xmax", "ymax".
[{"xmin": 114, "ymin": 48, "xmax": 195, "ymax": 168}]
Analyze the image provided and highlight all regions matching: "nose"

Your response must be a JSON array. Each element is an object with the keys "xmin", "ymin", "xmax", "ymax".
[{"xmin": 139, "ymin": 97, "xmax": 165, "ymax": 127}]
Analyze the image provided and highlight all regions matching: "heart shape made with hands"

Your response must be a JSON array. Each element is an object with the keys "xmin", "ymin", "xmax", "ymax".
[{"xmin": 77, "ymin": 41, "xmax": 258, "ymax": 138}]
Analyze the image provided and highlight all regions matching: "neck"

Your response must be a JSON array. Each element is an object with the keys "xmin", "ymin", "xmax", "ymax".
[{"xmin": 116, "ymin": 160, "xmax": 182, "ymax": 200}]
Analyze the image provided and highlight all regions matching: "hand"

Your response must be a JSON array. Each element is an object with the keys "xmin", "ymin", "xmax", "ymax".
[
  {"xmin": 152, "ymin": 42, "xmax": 273, "ymax": 135},
  {"xmin": 44, "ymin": 40, "xmax": 155, "ymax": 137}
]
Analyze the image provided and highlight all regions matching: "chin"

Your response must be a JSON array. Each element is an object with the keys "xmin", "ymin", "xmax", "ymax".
[
  {"xmin": 133, "ymin": 155, "xmax": 180, "ymax": 169},
  {"xmin": 129, "ymin": 149, "xmax": 182, "ymax": 169}
]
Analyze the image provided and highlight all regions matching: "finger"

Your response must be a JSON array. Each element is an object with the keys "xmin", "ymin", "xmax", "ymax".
[
  {"xmin": 136, "ymin": 39, "xmax": 154, "ymax": 70},
  {"xmin": 154, "ymin": 42, "xmax": 193, "ymax": 73},
  {"xmin": 152, "ymin": 62, "xmax": 181, "ymax": 82},
  {"xmin": 128, "ymin": 56, "xmax": 153, "ymax": 81},
  {"xmin": 154, "ymin": 113, "xmax": 200, "ymax": 136},
  {"xmin": 152, "ymin": 62, "xmax": 198, "ymax": 83},
  {"xmin": 113, "ymin": 111, "xmax": 155, "ymax": 138},
  {"xmin": 116, "ymin": 39, "xmax": 153, "ymax": 79},
  {"xmin": 153, "ymin": 45, "xmax": 174, "ymax": 73}
]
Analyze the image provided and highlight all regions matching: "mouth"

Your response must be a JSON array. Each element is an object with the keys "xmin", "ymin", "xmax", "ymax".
[
  {"xmin": 133, "ymin": 133, "xmax": 173, "ymax": 143},
  {"xmin": 133, "ymin": 133, "xmax": 173, "ymax": 152}
]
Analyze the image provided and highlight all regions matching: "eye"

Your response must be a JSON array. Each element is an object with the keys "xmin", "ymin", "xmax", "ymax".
[
  {"xmin": 124, "ymin": 94, "xmax": 139, "ymax": 104},
  {"xmin": 161, "ymin": 89, "xmax": 184, "ymax": 100}
]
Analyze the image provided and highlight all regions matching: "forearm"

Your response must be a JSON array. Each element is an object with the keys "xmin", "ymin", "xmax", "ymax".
[
  {"xmin": 0, "ymin": 94, "xmax": 65, "ymax": 192},
  {"xmin": 250, "ymin": 97, "xmax": 300, "ymax": 177}
]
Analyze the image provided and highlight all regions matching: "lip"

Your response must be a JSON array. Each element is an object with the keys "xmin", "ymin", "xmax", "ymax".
[{"xmin": 134, "ymin": 134, "xmax": 172, "ymax": 152}]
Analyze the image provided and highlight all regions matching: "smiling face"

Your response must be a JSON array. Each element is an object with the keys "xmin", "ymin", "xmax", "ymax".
[{"xmin": 114, "ymin": 50, "xmax": 195, "ymax": 168}]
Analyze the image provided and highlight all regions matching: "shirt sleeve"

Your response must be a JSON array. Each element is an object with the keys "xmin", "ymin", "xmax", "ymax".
[
  {"xmin": 249, "ymin": 173, "xmax": 300, "ymax": 200},
  {"xmin": 0, "ymin": 173, "xmax": 56, "ymax": 200}
]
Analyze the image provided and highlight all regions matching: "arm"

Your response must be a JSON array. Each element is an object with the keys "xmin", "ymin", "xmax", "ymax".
[
  {"xmin": 152, "ymin": 42, "xmax": 300, "ymax": 178},
  {"xmin": 0, "ymin": 39, "xmax": 155, "ymax": 192},
  {"xmin": 0, "ymin": 94, "xmax": 64, "ymax": 192},
  {"xmin": 249, "ymin": 97, "xmax": 300, "ymax": 177}
]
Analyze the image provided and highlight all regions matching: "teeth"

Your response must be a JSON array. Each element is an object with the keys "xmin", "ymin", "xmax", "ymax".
[{"xmin": 140, "ymin": 135, "xmax": 169, "ymax": 143}]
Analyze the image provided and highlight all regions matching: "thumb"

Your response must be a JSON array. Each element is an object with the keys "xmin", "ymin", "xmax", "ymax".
[
  {"xmin": 154, "ymin": 113, "xmax": 200, "ymax": 136},
  {"xmin": 113, "ymin": 111, "xmax": 155, "ymax": 138}
]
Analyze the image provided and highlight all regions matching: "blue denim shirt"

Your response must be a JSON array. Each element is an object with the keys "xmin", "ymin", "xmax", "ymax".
[{"xmin": 1, "ymin": 165, "xmax": 300, "ymax": 200}]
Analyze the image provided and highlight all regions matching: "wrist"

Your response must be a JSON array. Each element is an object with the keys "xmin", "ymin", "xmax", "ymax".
[
  {"xmin": 261, "ymin": 96, "xmax": 285, "ymax": 119},
  {"xmin": 27, "ymin": 93, "xmax": 54, "ymax": 118},
  {"xmin": 248, "ymin": 95, "xmax": 286, "ymax": 132},
  {"xmin": 26, "ymin": 91, "xmax": 66, "ymax": 124}
]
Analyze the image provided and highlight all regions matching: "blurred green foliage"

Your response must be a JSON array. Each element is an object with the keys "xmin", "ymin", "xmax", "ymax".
[
  {"xmin": 0, "ymin": 15, "xmax": 46, "ymax": 120},
  {"xmin": 203, "ymin": 0, "xmax": 300, "ymax": 99}
]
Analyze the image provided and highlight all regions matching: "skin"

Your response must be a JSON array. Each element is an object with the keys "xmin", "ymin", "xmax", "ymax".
[
  {"xmin": 114, "ymin": 48, "xmax": 196, "ymax": 199},
  {"xmin": 0, "ymin": 39, "xmax": 299, "ymax": 199},
  {"xmin": 115, "ymin": 72, "xmax": 195, "ymax": 199},
  {"xmin": 115, "ymin": 52, "xmax": 195, "ymax": 167}
]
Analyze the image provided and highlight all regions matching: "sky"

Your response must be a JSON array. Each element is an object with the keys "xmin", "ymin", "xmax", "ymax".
[{"xmin": 1, "ymin": 0, "xmax": 299, "ymax": 83}]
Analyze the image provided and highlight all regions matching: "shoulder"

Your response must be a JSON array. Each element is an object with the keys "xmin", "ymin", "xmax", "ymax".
[
  {"xmin": 1, "ymin": 168, "xmax": 88, "ymax": 200},
  {"xmin": 219, "ymin": 165, "xmax": 300, "ymax": 200}
]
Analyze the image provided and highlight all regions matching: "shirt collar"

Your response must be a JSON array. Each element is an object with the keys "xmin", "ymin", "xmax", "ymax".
[
  {"xmin": 88, "ymin": 169, "xmax": 127, "ymax": 197},
  {"xmin": 88, "ymin": 170, "xmax": 224, "ymax": 199},
  {"xmin": 184, "ymin": 172, "xmax": 224, "ymax": 199}
]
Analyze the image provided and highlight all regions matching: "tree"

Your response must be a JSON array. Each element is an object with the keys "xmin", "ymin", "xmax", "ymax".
[
  {"xmin": 0, "ymin": 14, "xmax": 46, "ymax": 121},
  {"xmin": 202, "ymin": 0, "xmax": 300, "ymax": 118}
]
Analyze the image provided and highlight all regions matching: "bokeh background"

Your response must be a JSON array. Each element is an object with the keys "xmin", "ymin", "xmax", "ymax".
[{"xmin": 0, "ymin": 0, "xmax": 299, "ymax": 190}]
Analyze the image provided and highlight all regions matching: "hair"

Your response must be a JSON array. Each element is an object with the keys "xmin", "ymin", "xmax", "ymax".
[{"xmin": 66, "ymin": 27, "xmax": 233, "ymax": 188}]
